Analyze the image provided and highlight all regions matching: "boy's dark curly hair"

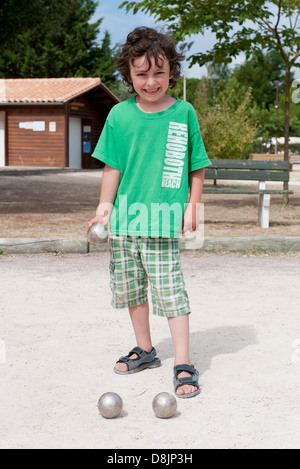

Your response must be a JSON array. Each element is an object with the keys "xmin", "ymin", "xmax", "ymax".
[{"xmin": 116, "ymin": 27, "xmax": 185, "ymax": 93}]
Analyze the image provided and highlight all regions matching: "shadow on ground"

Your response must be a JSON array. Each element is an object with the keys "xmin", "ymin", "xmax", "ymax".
[{"xmin": 156, "ymin": 325, "xmax": 258, "ymax": 376}]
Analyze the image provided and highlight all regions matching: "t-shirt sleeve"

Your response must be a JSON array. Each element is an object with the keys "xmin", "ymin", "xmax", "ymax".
[
  {"xmin": 189, "ymin": 109, "xmax": 211, "ymax": 172},
  {"xmin": 92, "ymin": 119, "xmax": 120, "ymax": 170}
]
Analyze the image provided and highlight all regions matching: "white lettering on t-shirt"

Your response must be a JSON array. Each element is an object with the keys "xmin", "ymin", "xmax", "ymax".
[
  {"xmin": 161, "ymin": 122, "xmax": 188, "ymax": 189},
  {"xmin": 169, "ymin": 122, "xmax": 189, "ymax": 131}
]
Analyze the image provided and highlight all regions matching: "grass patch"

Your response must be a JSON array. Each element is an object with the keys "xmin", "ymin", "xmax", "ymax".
[
  {"xmin": 53, "ymin": 250, "xmax": 65, "ymax": 256},
  {"xmin": 239, "ymin": 247, "xmax": 298, "ymax": 256},
  {"xmin": 183, "ymin": 247, "xmax": 299, "ymax": 257},
  {"xmin": 227, "ymin": 185, "xmax": 245, "ymax": 189}
]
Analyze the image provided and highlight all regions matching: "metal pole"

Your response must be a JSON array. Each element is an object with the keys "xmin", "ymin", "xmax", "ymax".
[
  {"xmin": 270, "ymin": 80, "xmax": 284, "ymax": 156},
  {"xmin": 276, "ymin": 86, "xmax": 279, "ymax": 113},
  {"xmin": 213, "ymin": 85, "xmax": 216, "ymax": 110},
  {"xmin": 179, "ymin": 41, "xmax": 194, "ymax": 103},
  {"xmin": 275, "ymin": 86, "xmax": 279, "ymax": 154},
  {"xmin": 183, "ymin": 58, "xmax": 187, "ymax": 101},
  {"xmin": 209, "ymin": 74, "xmax": 219, "ymax": 111}
]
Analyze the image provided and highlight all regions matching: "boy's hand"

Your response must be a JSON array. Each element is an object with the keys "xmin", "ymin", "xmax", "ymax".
[
  {"xmin": 87, "ymin": 214, "xmax": 109, "ymax": 229},
  {"xmin": 87, "ymin": 202, "xmax": 113, "ymax": 234},
  {"xmin": 182, "ymin": 203, "xmax": 200, "ymax": 235}
]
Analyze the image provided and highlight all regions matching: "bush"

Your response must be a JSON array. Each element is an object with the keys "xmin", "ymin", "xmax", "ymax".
[{"xmin": 197, "ymin": 89, "xmax": 257, "ymax": 159}]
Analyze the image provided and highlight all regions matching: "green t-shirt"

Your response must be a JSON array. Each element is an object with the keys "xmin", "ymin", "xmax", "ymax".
[{"xmin": 92, "ymin": 97, "xmax": 211, "ymax": 238}]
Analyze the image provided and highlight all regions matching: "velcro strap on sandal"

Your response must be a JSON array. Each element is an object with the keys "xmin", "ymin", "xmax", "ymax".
[
  {"xmin": 129, "ymin": 347, "xmax": 157, "ymax": 360},
  {"xmin": 118, "ymin": 347, "xmax": 144, "ymax": 363},
  {"xmin": 130, "ymin": 347, "xmax": 146, "ymax": 357},
  {"xmin": 177, "ymin": 376, "xmax": 197, "ymax": 385},
  {"xmin": 174, "ymin": 364, "xmax": 197, "ymax": 377}
]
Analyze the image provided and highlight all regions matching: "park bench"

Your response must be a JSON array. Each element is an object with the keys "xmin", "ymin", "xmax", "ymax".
[
  {"xmin": 249, "ymin": 153, "xmax": 294, "ymax": 171},
  {"xmin": 203, "ymin": 159, "xmax": 294, "ymax": 229}
]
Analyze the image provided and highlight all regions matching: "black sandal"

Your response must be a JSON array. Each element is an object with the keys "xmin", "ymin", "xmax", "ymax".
[
  {"xmin": 114, "ymin": 346, "xmax": 161, "ymax": 375},
  {"xmin": 173, "ymin": 364, "xmax": 201, "ymax": 398}
]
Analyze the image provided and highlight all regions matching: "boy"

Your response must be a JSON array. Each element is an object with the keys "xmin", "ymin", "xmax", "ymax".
[{"xmin": 88, "ymin": 27, "xmax": 211, "ymax": 398}]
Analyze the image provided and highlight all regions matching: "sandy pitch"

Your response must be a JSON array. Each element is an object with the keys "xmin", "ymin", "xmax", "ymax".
[{"xmin": 0, "ymin": 252, "xmax": 300, "ymax": 449}]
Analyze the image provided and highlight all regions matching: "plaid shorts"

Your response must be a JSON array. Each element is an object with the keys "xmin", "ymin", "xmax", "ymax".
[{"xmin": 109, "ymin": 236, "xmax": 191, "ymax": 318}]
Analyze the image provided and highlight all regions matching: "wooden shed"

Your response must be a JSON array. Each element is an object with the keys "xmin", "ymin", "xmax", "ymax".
[{"xmin": 0, "ymin": 78, "xmax": 119, "ymax": 169}]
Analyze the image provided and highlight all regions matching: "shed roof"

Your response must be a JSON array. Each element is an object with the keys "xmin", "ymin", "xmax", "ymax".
[{"xmin": 0, "ymin": 78, "xmax": 118, "ymax": 104}]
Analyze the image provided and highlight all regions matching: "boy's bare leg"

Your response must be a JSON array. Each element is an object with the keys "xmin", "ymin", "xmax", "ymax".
[
  {"xmin": 168, "ymin": 314, "xmax": 197, "ymax": 396},
  {"xmin": 114, "ymin": 302, "xmax": 153, "ymax": 372}
]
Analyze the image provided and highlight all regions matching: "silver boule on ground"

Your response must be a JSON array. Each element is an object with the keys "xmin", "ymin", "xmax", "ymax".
[
  {"xmin": 152, "ymin": 392, "xmax": 177, "ymax": 419},
  {"xmin": 98, "ymin": 392, "xmax": 123, "ymax": 419}
]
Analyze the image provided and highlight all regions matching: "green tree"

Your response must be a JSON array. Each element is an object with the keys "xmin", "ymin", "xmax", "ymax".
[
  {"xmin": 232, "ymin": 49, "xmax": 289, "ymax": 108},
  {"xmin": 0, "ymin": 0, "xmax": 117, "ymax": 85},
  {"xmin": 120, "ymin": 0, "xmax": 300, "ymax": 198},
  {"xmin": 93, "ymin": 31, "xmax": 118, "ymax": 86}
]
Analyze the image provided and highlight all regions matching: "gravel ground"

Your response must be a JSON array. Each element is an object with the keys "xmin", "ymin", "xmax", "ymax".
[
  {"xmin": 0, "ymin": 170, "xmax": 299, "ymax": 238},
  {"xmin": 0, "ymin": 252, "xmax": 300, "ymax": 449}
]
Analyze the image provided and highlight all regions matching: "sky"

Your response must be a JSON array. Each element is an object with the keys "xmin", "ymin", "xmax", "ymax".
[
  {"xmin": 91, "ymin": 0, "xmax": 235, "ymax": 79},
  {"xmin": 91, "ymin": 0, "xmax": 300, "ymax": 80}
]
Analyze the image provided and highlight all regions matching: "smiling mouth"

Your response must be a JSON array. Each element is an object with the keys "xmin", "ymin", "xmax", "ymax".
[{"xmin": 144, "ymin": 88, "xmax": 160, "ymax": 95}]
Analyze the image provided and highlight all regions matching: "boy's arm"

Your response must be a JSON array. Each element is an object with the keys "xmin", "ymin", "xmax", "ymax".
[
  {"xmin": 88, "ymin": 164, "xmax": 121, "ymax": 229},
  {"xmin": 182, "ymin": 168, "xmax": 205, "ymax": 234}
]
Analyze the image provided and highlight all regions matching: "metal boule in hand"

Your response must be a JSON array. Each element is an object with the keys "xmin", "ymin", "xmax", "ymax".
[{"xmin": 87, "ymin": 223, "xmax": 108, "ymax": 244}]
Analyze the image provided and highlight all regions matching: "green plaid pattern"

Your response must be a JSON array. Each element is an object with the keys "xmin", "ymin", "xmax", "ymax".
[{"xmin": 109, "ymin": 236, "xmax": 191, "ymax": 318}]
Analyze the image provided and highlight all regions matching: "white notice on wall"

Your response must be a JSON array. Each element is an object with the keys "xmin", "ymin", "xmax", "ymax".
[
  {"xmin": 49, "ymin": 122, "xmax": 56, "ymax": 132},
  {"xmin": 19, "ymin": 122, "xmax": 34, "ymax": 130},
  {"xmin": 33, "ymin": 121, "xmax": 45, "ymax": 131}
]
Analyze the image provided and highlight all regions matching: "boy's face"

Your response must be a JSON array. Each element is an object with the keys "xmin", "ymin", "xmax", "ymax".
[{"xmin": 129, "ymin": 54, "xmax": 172, "ymax": 104}]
